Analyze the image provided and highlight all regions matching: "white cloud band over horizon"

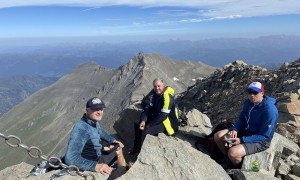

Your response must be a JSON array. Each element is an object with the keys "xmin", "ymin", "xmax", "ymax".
[
  {"xmin": 1, "ymin": 0, "xmax": 300, "ymax": 19},
  {"xmin": 1, "ymin": 0, "xmax": 300, "ymax": 41}
]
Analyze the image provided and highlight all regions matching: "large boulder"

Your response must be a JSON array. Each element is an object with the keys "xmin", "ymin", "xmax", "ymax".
[
  {"xmin": 119, "ymin": 133, "xmax": 231, "ymax": 180},
  {"xmin": 241, "ymin": 133, "xmax": 284, "ymax": 176}
]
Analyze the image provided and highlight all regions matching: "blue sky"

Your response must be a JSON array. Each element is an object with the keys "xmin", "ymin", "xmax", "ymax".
[{"xmin": 0, "ymin": 1, "xmax": 300, "ymax": 42}]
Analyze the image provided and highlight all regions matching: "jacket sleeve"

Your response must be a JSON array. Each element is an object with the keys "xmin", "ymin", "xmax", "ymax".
[
  {"xmin": 140, "ymin": 90, "xmax": 155, "ymax": 122},
  {"xmin": 100, "ymin": 129, "xmax": 116, "ymax": 143},
  {"xmin": 242, "ymin": 106, "xmax": 278, "ymax": 143},
  {"xmin": 141, "ymin": 94, "xmax": 156, "ymax": 123},
  {"xmin": 65, "ymin": 125, "xmax": 97, "ymax": 171},
  {"xmin": 148, "ymin": 93, "xmax": 173, "ymax": 126},
  {"xmin": 232, "ymin": 100, "xmax": 247, "ymax": 132}
]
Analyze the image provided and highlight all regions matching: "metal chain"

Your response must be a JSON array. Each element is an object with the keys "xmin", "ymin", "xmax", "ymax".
[{"xmin": 0, "ymin": 132, "xmax": 95, "ymax": 180}]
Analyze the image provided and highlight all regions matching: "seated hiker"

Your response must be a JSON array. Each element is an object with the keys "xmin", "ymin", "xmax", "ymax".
[
  {"xmin": 213, "ymin": 82, "xmax": 278, "ymax": 169},
  {"xmin": 65, "ymin": 97, "xmax": 129, "ymax": 175},
  {"xmin": 128, "ymin": 78, "xmax": 179, "ymax": 155}
]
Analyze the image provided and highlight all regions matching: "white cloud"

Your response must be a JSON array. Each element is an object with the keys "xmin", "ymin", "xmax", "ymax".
[{"xmin": 1, "ymin": 0, "xmax": 300, "ymax": 19}]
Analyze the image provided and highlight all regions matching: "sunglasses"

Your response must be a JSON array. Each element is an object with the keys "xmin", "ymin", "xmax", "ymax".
[{"xmin": 247, "ymin": 90, "xmax": 259, "ymax": 95}]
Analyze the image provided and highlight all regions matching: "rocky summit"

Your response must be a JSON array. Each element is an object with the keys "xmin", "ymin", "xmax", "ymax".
[
  {"xmin": 1, "ymin": 55, "xmax": 300, "ymax": 180},
  {"xmin": 0, "ymin": 52, "xmax": 215, "ymax": 171},
  {"xmin": 178, "ymin": 59, "xmax": 300, "ymax": 126}
]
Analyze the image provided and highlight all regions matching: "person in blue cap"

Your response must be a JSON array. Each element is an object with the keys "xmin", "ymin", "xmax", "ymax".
[
  {"xmin": 214, "ymin": 82, "xmax": 278, "ymax": 169},
  {"xmin": 65, "ymin": 97, "xmax": 129, "ymax": 175}
]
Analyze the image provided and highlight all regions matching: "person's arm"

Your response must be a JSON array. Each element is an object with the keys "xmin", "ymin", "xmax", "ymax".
[
  {"xmin": 140, "ymin": 102, "xmax": 154, "ymax": 123},
  {"xmin": 241, "ymin": 107, "xmax": 278, "ymax": 143},
  {"xmin": 148, "ymin": 93, "xmax": 173, "ymax": 126},
  {"xmin": 140, "ymin": 90, "xmax": 155, "ymax": 122},
  {"xmin": 232, "ymin": 100, "xmax": 248, "ymax": 132},
  {"xmin": 65, "ymin": 124, "xmax": 98, "ymax": 171},
  {"xmin": 99, "ymin": 128, "xmax": 116, "ymax": 143}
]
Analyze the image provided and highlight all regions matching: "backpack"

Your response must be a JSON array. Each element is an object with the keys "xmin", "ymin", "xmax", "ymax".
[
  {"xmin": 178, "ymin": 106, "xmax": 188, "ymax": 127},
  {"xmin": 195, "ymin": 120, "xmax": 234, "ymax": 163}
]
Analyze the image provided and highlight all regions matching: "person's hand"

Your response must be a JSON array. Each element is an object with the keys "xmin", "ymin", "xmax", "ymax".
[
  {"xmin": 225, "ymin": 138, "xmax": 241, "ymax": 147},
  {"xmin": 114, "ymin": 140, "xmax": 124, "ymax": 149},
  {"xmin": 95, "ymin": 163, "xmax": 113, "ymax": 175},
  {"xmin": 228, "ymin": 130, "xmax": 238, "ymax": 138},
  {"xmin": 230, "ymin": 137, "xmax": 241, "ymax": 146},
  {"xmin": 139, "ymin": 121, "xmax": 146, "ymax": 130}
]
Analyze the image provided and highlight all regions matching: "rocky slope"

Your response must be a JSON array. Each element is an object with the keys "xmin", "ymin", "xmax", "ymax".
[
  {"xmin": 0, "ymin": 52, "xmax": 215, "ymax": 170},
  {"xmin": 178, "ymin": 58, "xmax": 300, "ymax": 126}
]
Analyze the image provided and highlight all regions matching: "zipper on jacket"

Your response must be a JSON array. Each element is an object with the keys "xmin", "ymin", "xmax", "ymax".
[{"xmin": 246, "ymin": 105, "xmax": 256, "ymax": 130}]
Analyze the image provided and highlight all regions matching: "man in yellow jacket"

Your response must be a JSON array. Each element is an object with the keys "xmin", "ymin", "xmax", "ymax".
[{"xmin": 129, "ymin": 78, "xmax": 179, "ymax": 155}]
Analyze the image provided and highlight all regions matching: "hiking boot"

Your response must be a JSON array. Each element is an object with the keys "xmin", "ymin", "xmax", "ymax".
[{"xmin": 128, "ymin": 147, "xmax": 140, "ymax": 155}]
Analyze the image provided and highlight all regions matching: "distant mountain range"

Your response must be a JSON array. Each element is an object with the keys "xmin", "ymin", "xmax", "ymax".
[{"xmin": 0, "ymin": 35, "xmax": 299, "ymax": 77}]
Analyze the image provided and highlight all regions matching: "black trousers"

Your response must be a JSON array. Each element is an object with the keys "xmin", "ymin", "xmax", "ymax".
[{"xmin": 133, "ymin": 119, "xmax": 165, "ymax": 149}]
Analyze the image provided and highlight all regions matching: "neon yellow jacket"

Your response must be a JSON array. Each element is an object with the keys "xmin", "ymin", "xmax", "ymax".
[{"xmin": 145, "ymin": 86, "xmax": 179, "ymax": 135}]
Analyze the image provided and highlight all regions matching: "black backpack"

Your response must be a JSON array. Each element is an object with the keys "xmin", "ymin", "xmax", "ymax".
[{"xmin": 195, "ymin": 120, "xmax": 234, "ymax": 163}]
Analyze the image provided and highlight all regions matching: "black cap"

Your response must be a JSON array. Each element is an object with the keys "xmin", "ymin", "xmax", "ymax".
[{"xmin": 86, "ymin": 97, "xmax": 106, "ymax": 110}]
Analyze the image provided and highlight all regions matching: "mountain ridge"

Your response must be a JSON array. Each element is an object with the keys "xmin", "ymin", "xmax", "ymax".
[{"xmin": 0, "ymin": 52, "xmax": 215, "ymax": 170}]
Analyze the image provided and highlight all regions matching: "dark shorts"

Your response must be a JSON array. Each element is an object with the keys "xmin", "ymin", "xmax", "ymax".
[
  {"xmin": 242, "ymin": 141, "xmax": 270, "ymax": 155},
  {"xmin": 237, "ymin": 131, "xmax": 270, "ymax": 155}
]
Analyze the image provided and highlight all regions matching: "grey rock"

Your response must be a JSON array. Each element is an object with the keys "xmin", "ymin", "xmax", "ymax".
[
  {"xmin": 0, "ymin": 162, "xmax": 117, "ymax": 180},
  {"xmin": 285, "ymin": 174, "xmax": 300, "ymax": 180},
  {"xmin": 118, "ymin": 134, "xmax": 231, "ymax": 180},
  {"xmin": 232, "ymin": 169, "xmax": 279, "ymax": 180},
  {"xmin": 292, "ymin": 163, "xmax": 300, "ymax": 177},
  {"xmin": 277, "ymin": 159, "xmax": 292, "ymax": 176},
  {"xmin": 186, "ymin": 109, "xmax": 212, "ymax": 132},
  {"xmin": 242, "ymin": 133, "xmax": 284, "ymax": 176}
]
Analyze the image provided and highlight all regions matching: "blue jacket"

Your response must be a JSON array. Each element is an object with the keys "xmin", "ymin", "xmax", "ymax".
[
  {"xmin": 233, "ymin": 96, "xmax": 278, "ymax": 143},
  {"xmin": 64, "ymin": 114, "xmax": 115, "ymax": 171}
]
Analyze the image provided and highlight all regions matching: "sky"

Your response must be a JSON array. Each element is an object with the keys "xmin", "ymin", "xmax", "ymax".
[{"xmin": 0, "ymin": 0, "xmax": 300, "ymax": 42}]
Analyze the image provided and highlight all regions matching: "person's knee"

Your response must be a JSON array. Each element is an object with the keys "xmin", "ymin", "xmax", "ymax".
[
  {"xmin": 228, "ymin": 147, "xmax": 245, "ymax": 160},
  {"xmin": 228, "ymin": 148, "xmax": 236, "ymax": 159}
]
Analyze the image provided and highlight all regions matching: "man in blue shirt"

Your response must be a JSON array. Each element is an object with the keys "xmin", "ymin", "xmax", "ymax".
[
  {"xmin": 65, "ymin": 97, "xmax": 127, "ymax": 175},
  {"xmin": 214, "ymin": 82, "xmax": 278, "ymax": 168}
]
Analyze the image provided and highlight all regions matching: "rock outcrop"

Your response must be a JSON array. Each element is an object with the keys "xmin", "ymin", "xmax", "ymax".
[
  {"xmin": 120, "ymin": 134, "xmax": 231, "ymax": 180},
  {"xmin": 178, "ymin": 59, "xmax": 300, "ymax": 126}
]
